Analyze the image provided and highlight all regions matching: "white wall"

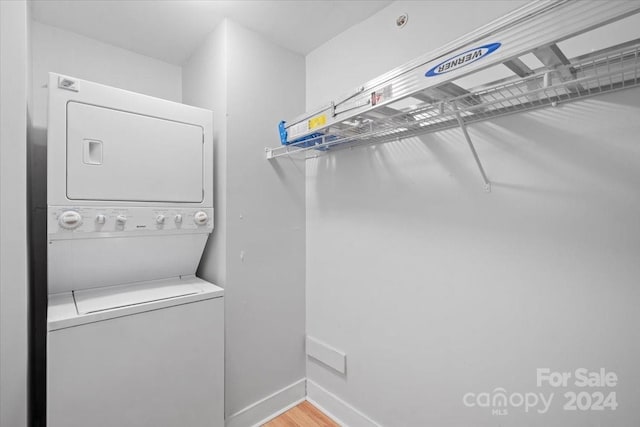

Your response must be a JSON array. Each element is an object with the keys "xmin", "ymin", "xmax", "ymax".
[
  {"xmin": 183, "ymin": 19, "xmax": 307, "ymax": 426},
  {"xmin": 0, "ymin": 1, "xmax": 29, "ymax": 426},
  {"xmin": 183, "ymin": 21, "xmax": 228, "ymax": 289},
  {"xmin": 28, "ymin": 21, "xmax": 184, "ymax": 425},
  {"xmin": 224, "ymin": 19, "xmax": 306, "ymax": 421},
  {"xmin": 305, "ymin": 2, "xmax": 640, "ymax": 426}
]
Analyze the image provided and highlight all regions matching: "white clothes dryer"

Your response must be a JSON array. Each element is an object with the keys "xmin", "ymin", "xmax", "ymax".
[{"xmin": 46, "ymin": 73, "xmax": 223, "ymax": 427}]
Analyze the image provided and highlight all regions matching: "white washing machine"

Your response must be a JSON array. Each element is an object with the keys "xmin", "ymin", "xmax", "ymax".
[{"xmin": 46, "ymin": 73, "xmax": 223, "ymax": 427}]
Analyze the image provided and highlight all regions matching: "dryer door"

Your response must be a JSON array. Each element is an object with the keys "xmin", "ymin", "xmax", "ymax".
[{"xmin": 66, "ymin": 101, "xmax": 204, "ymax": 203}]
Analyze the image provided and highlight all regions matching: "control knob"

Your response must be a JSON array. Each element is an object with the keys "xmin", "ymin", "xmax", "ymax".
[
  {"xmin": 156, "ymin": 214, "xmax": 166, "ymax": 224},
  {"xmin": 194, "ymin": 211, "xmax": 208, "ymax": 225},
  {"xmin": 95, "ymin": 214, "xmax": 106, "ymax": 224},
  {"xmin": 116, "ymin": 215, "xmax": 127, "ymax": 224},
  {"xmin": 58, "ymin": 211, "xmax": 82, "ymax": 230},
  {"xmin": 174, "ymin": 214, "xmax": 183, "ymax": 224}
]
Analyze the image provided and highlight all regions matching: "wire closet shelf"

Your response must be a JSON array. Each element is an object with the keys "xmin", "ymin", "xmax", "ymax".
[{"xmin": 266, "ymin": 40, "xmax": 640, "ymax": 161}]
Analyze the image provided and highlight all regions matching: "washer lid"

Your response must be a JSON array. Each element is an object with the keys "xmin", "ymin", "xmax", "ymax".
[
  {"xmin": 48, "ymin": 277, "xmax": 224, "ymax": 331},
  {"xmin": 74, "ymin": 279, "xmax": 201, "ymax": 315}
]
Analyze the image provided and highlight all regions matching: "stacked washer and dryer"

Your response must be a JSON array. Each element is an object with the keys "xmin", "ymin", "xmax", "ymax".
[{"xmin": 46, "ymin": 73, "xmax": 224, "ymax": 427}]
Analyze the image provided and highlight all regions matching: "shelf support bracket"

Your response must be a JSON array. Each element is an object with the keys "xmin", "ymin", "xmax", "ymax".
[
  {"xmin": 265, "ymin": 147, "xmax": 274, "ymax": 160},
  {"xmin": 452, "ymin": 106, "xmax": 491, "ymax": 193}
]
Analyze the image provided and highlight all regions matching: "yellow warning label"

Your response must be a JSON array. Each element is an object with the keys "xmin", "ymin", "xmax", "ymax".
[{"xmin": 308, "ymin": 114, "xmax": 326, "ymax": 130}]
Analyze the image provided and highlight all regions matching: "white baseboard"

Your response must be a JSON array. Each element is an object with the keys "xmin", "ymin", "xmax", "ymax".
[
  {"xmin": 225, "ymin": 378, "xmax": 306, "ymax": 427},
  {"xmin": 306, "ymin": 379, "xmax": 383, "ymax": 427}
]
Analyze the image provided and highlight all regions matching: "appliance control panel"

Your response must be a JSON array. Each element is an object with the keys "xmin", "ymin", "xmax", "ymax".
[{"xmin": 48, "ymin": 206, "xmax": 213, "ymax": 239}]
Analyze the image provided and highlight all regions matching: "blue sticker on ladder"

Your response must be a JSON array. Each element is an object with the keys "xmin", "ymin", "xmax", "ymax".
[{"xmin": 425, "ymin": 43, "xmax": 501, "ymax": 77}]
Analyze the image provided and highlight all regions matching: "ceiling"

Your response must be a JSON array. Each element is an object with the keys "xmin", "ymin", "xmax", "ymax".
[{"xmin": 31, "ymin": 0, "xmax": 393, "ymax": 65}]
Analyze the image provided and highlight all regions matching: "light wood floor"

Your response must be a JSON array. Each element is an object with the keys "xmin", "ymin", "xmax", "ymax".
[{"xmin": 263, "ymin": 401, "xmax": 339, "ymax": 427}]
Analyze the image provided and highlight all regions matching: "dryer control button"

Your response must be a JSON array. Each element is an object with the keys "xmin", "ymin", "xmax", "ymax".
[
  {"xmin": 95, "ymin": 214, "xmax": 106, "ymax": 224},
  {"xmin": 194, "ymin": 211, "xmax": 208, "ymax": 225},
  {"xmin": 116, "ymin": 215, "xmax": 127, "ymax": 224},
  {"xmin": 174, "ymin": 214, "xmax": 183, "ymax": 224},
  {"xmin": 156, "ymin": 214, "xmax": 166, "ymax": 224},
  {"xmin": 59, "ymin": 211, "xmax": 82, "ymax": 230}
]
